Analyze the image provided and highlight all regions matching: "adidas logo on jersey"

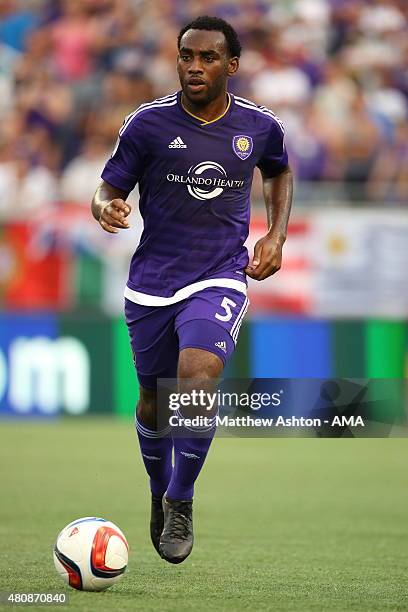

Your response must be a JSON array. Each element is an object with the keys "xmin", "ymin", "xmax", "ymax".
[
  {"xmin": 169, "ymin": 137, "xmax": 187, "ymax": 148},
  {"xmin": 215, "ymin": 341, "xmax": 227, "ymax": 353}
]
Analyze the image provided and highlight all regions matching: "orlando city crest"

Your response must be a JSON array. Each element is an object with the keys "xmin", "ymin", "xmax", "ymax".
[{"xmin": 232, "ymin": 135, "xmax": 253, "ymax": 160}]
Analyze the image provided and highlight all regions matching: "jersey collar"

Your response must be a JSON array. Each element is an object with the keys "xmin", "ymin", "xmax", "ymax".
[{"xmin": 177, "ymin": 91, "xmax": 233, "ymax": 127}]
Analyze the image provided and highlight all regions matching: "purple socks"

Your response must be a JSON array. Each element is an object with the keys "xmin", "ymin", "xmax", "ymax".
[
  {"xmin": 136, "ymin": 417, "xmax": 173, "ymax": 498},
  {"xmin": 136, "ymin": 413, "xmax": 217, "ymax": 501},
  {"xmin": 166, "ymin": 413, "xmax": 217, "ymax": 501}
]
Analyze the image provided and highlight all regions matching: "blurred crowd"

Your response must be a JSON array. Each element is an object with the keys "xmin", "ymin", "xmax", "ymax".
[{"xmin": 0, "ymin": 0, "xmax": 406, "ymax": 218}]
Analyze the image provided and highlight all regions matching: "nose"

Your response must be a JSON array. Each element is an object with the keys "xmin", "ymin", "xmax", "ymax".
[{"xmin": 188, "ymin": 56, "xmax": 204, "ymax": 74}]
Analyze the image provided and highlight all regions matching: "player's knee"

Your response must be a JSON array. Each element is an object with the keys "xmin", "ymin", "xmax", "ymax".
[
  {"xmin": 178, "ymin": 349, "xmax": 221, "ymax": 416},
  {"xmin": 136, "ymin": 386, "xmax": 157, "ymax": 429},
  {"xmin": 178, "ymin": 348, "xmax": 223, "ymax": 380}
]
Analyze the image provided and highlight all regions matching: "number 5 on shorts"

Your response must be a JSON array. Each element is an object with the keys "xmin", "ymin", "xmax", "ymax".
[{"xmin": 215, "ymin": 297, "xmax": 237, "ymax": 322}]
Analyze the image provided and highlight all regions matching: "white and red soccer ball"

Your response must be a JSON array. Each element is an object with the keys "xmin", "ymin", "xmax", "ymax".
[{"xmin": 53, "ymin": 517, "xmax": 128, "ymax": 591}]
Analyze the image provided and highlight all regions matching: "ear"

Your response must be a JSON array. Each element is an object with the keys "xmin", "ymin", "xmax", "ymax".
[{"xmin": 227, "ymin": 57, "xmax": 239, "ymax": 77}]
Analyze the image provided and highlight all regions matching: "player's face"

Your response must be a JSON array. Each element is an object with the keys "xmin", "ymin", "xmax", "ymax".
[{"xmin": 177, "ymin": 29, "xmax": 239, "ymax": 105}]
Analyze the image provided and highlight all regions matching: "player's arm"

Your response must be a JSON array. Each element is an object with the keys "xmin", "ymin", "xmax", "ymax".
[
  {"xmin": 91, "ymin": 180, "xmax": 132, "ymax": 234},
  {"xmin": 245, "ymin": 165, "xmax": 293, "ymax": 280}
]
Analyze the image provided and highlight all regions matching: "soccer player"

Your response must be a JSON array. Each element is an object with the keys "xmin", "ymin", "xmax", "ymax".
[{"xmin": 92, "ymin": 15, "xmax": 293, "ymax": 564}]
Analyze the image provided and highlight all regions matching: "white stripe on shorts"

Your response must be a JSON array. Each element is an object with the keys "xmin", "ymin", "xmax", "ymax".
[{"xmin": 230, "ymin": 297, "xmax": 249, "ymax": 344}]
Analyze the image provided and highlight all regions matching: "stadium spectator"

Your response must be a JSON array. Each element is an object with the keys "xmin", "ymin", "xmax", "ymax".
[
  {"xmin": 0, "ymin": 0, "xmax": 39, "ymax": 52},
  {"xmin": 340, "ymin": 90, "xmax": 382, "ymax": 199},
  {"xmin": 0, "ymin": 144, "xmax": 58, "ymax": 217},
  {"xmin": 0, "ymin": 0, "xmax": 405, "ymax": 212},
  {"xmin": 60, "ymin": 135, "xmax": 111, "ymax": 205},
  {"xmin": 367, "ymin": 120, "xmax": 408, "ymax": 204},
  {"xmin": 49, "ymin": 0, "xmax": 97, "ymax": 82}
]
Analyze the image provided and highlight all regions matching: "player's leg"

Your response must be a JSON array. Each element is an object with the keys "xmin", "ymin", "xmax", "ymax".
[
  {"xmin": 125, "ymin": 298, "xmax": 178, "ymax": 554},
  {"xmin": 160, "ymin": 346, "xmax": 223, "ymax": 564},
  {"xmin": 136, "ymin": 383, "xmax": 171, "ymax": 495},
  {"xmin": 159, "ymin": 287, "xmax": 248, "ymax": 563},
  {"xmin": 135, "ymin": 385, "xmax": 173, "ymax": 555},
  {"xmin": 167, "ymin": 347, "xmax": 222, "ymax": 501}
]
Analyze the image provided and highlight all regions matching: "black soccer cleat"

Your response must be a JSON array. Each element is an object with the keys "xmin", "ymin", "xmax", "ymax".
[
  {"xmin": 150, "ymin": 493, "xmax": 164, "ymax": 556},
  {"xmin": 159, "ymin": 497, "xmax": 194, "ymax": 564}
]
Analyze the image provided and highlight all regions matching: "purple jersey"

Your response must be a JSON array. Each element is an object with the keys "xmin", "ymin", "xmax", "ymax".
[{"xmin": 101, "ymin": 91, "xmax": 288, "ymax": 306}]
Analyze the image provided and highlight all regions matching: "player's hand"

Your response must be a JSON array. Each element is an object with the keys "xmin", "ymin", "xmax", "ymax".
[
  {"xmin": 99, "ymin": 199, "xmax": 131, "ymax": 234},
  {"xmin": 245, "ymin": 232, "xmax": 285, "ymax": 281}
]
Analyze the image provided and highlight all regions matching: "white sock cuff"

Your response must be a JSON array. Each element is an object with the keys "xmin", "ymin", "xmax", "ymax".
[{"xmin": 135, "ymin": 416, "xmax": 171, "ymax": 439}]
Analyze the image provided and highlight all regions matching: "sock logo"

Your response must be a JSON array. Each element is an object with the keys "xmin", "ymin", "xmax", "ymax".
[
  {"xmin": 215, "ymin": 341, "xmax": 227, "ymax": 353},
  {"xmin": 142, "ymin": 454, "xmax": 161, "ymax": 461},
  {"xmin": 180, "ymin": 451, "xmax": 200, "ymax": 459}
]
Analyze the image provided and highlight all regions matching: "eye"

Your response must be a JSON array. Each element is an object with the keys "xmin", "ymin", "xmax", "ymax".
[
  {"xmin": 204, "ymin": 56, "xmax": 215, "ymax": 63},
  {"xmin": 180, "ymin": 55, "xmax": 190, "ymax": 62}
]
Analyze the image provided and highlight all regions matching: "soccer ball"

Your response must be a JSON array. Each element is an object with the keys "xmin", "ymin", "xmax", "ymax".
[{"xmin": 53, "ymin": 517, "xmax": 128, "ymax": 591}]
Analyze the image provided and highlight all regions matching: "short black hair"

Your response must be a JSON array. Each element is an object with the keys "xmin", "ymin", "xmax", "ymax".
[{"xmin": 177, "ymin": 15, "xmax": 242, "ymax": 58}]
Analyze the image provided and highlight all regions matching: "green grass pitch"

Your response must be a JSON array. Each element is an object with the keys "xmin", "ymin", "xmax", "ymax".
[{"xmin": 0, "ymin": 419, "xmax": 407, "ymax": 611}]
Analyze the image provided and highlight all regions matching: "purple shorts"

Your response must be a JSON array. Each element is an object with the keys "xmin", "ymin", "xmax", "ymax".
[{"xmin": 125, "ymin": 287, "xmax": 249, "ymax": 390}]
